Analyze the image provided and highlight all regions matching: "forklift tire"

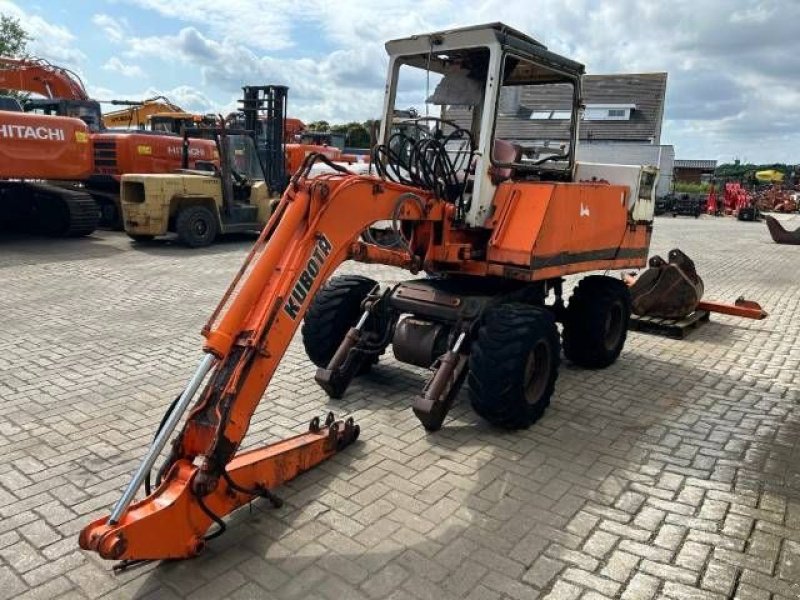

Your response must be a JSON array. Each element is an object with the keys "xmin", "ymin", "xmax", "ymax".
[
  {"xmin": 468, "ymin": 304, "xmax": 560, "ymax": 429},
  {"xmin": 176, "ymin": 205, "xmax": 218, "ymax": 248},
  {"xmin": 562, "ymin": 275, "xmax": 631, "ymax": 369},
  {"xmin": 302, "ymin": 275, "xmax": 378, "ymax": 370}
]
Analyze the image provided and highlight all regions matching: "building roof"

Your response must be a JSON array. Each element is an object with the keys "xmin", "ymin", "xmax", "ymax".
[
  {"xmin": 446, "ymin": 72, "xmax": 668, "ymax": 144},
  {"xmin": 673, "ymin": 159, "xmax": 717, "ymax": 170}
]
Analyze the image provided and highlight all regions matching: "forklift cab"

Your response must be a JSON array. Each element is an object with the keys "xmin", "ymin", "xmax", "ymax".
[
  {"xmin": 181, "ymin": 127, "xmax": 266, "ymax": 205},
  {"xmin": 378, "ymin": 23, "xmax": 584, "ymax": 227}
]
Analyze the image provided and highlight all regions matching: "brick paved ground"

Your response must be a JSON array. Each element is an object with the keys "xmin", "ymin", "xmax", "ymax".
[{"xmin": 0, "ymin": 215, "xmax": 798, "ymax": 600}]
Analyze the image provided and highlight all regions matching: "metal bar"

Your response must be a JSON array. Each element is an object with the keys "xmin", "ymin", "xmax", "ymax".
[
  {"xmin": 108, "ymin": 353, "xmax": 217, "ymax": 524},
  {"xmin": 355, "ymin": 310, "xmax": 370, "ymax": 330},
  {"xmin": 697, "ymin": 300, "xmax": 767, "ymax": 320}
]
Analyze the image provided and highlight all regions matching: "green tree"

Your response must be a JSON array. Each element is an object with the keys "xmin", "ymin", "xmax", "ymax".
[
  {"xmin": 0, "ymin": 15, "xmax": 31, "ymax": 57},
  {"xmin": 307, "ymin": 120, "xmax": 330, "ymax": 132},
  {"xmin": 1, "ymin": 15, "xmax": 32, "ymax": 101}
]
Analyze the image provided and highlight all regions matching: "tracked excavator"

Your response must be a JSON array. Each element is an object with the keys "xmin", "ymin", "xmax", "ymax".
[
  {"xmin": 0, "ymin": 57, "xmax": 100, "ymax": 236},
  {"xmin": 102, "ymin": 96, "xmax": 188, "ymax": 130},
  {"xmin": 80, "ymin": 23, "xmax": 661, "ymax": 563},
  {"xmin": 0, "ymin": 57, "xmax": 217, "ymax": 233}
]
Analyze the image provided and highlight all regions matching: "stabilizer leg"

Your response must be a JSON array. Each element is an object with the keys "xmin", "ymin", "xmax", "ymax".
[{"xmin": 412, "ymin": 332, "xmax": 470, "ymax": 431}]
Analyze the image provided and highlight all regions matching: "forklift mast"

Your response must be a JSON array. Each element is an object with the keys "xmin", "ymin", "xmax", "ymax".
[{"xmin": 239, "ymin": 85, "xmax": 288, "ymax": 193}]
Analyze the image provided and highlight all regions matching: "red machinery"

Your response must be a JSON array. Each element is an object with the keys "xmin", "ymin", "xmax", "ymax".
[
  {"xmin": 0, "ymin": 55, "xmax": 218, "ymax": 231},
  {"xmin": 705, "ymin": 181, "xmax": 758, "ymax": 221},
  {"xmin": 0, "ymin": 57, "xmax": 100, "ymax": 235}
]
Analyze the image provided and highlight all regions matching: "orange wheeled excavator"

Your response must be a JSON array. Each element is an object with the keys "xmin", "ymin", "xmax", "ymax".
[{"xmin": 80, "ymin": 23, "xmax": 658, "ymax": 563}]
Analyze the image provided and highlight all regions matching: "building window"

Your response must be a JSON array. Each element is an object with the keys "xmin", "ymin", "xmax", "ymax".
[
  {"xmin": 584, "ymin": 104, "xmax": 634, "ymax": 121},
  {"xmin": 529, "ymin": 109, "xmax": 571, "ymax": 120}
]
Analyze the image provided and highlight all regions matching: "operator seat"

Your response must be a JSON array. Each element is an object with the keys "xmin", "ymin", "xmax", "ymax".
[{"xmin": 490, "ymin": 138, "xmax": 520, "ymax": 183}]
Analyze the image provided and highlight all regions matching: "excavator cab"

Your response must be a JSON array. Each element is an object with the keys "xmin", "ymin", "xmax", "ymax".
[
  {"xmin": 377, "ymin": 23, "xmax": 583, "ymax": 227},
  {"xmin": 24, "ymin": 98, "xmax": 103, "ymax": 131}
]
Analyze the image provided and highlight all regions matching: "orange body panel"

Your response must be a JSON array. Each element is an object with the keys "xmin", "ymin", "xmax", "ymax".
[
  {"xmin": 0, "ymin": 111, "xmax": 92, "ymax": 179},
  {"xmin": 284, "ymin": 143, "xmax": 357, "ymax": 175},
  {"xmin": 91, "ymin": 132, "xmax": 218, "ymax": 180},
  {"xmin": 487, "ymin": 181, "xmax": 644, "ymax": 269}
]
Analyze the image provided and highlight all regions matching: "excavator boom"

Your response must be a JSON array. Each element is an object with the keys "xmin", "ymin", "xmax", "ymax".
[
  {"xmin": 0, "ymin": 56, "xmax": 89, "ymax": 100},
  {"xmin": 80, "ymin": 165, "xmax": 432, "ymax": 560},
  {"xmin": 102, "ymin": 96, "xmax": 186, "ymax": 129}
]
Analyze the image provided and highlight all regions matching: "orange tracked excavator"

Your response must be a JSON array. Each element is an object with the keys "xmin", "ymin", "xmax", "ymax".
[
  {"xmin": 0, "ymin": 57, "xmax": 101, "ymax": 235},
  {"xmin": 0, "ymin": 56, "xmax": 219, "ymax": 232},
  {"xmin": 80, "ymin": 23, "xmax": 659, "ymax": 563}
]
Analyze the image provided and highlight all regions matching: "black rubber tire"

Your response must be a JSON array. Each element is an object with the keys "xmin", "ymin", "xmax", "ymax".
[
  {"xmin": 97, "ymin": 199, "xmax": 122, "ymax": 230},
  {"xmin": 176, "ymin": 205, "xmax": 218, "ymax": 248},
  {"xmin": 301, "ymin": 275, "xmax": 378, "ymax": 369},
  {"xmin": 468, "ymin": 304, "xmax": 560, "ymax": 430},
  {"xmin": 562, "ymin": 275, "xmax": 631, "ymax": 369},
  {"xmin": 127, "ymin": 233, "xmax": 155, "ymax": 243}
]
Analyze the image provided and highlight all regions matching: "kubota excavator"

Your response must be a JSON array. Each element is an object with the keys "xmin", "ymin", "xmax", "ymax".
[{"xmin": 80, "ymin": 23, "xmax": 660, "ymax": 563}]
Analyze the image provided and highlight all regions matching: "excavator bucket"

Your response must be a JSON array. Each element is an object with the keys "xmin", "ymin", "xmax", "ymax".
[
  {"xmin": 627, "ymin": 249, "xmax": 705, "ymax": 319},
  {"xmin": 765, "ymin": 216, "xmax": 800, "ymax": 245}
]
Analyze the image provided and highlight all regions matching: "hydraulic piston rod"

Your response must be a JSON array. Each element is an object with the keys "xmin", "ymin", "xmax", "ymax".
[{"xmin": 108, "ymin": 353, "xmax": 217, "ymax": 524}]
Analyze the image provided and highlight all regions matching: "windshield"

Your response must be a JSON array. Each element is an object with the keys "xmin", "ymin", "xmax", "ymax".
[
  {"xmin": 491, "ymin": 54, "xmax": 577, "ymax": 171},
  {"xmin": 225, "ymin": 134, "xmax": 264, "ymax": 181}
]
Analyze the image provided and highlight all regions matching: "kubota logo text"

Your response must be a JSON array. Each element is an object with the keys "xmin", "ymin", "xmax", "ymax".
[
  {"xmin": 0, "ymin": 124, "xmax": 66, "ymax": 141},
  {"xmin": 283, "ymin": 234, "xmax": 333, "ymax": 319}
]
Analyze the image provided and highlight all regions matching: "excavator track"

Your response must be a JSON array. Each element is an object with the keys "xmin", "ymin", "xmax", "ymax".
[{"xmin": 0, "ymin": 181, "xmax": 99, "ymax": 237}]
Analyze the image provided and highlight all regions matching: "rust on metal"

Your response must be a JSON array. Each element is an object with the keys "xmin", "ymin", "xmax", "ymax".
[{"xmin": 627, "ymin": 249, "xmax": 704, "ymax": 319}]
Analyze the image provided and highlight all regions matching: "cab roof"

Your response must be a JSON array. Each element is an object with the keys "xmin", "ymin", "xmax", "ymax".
[{"xmin": 385, "ymin": 22, "xmax": 585, "ymax": 80}]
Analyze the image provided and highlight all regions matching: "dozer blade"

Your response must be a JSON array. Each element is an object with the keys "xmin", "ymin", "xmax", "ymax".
[
  {"xmin": 78, "ymin": 413, "xmax": 359, "ymax": 562},
  {"xmin": 627, "ymin": 249, "xmax": 704, "ymax": 319}
]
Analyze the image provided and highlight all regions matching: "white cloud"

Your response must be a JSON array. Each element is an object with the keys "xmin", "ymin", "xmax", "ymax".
[
  {"xmin": 102, "ymin": 56, "xmax": 144, "ymax": 78},
  {"xmin": 0, "ymin": 0, "xmax": 85, "ymax": 64},
  {"xmin": 146, "ymin": 85, "xmax": 216, "ymax": 113},
  {"xmin": 6, "ymin": 0, "xmax": 798, "ymax": 161},
  {"xmin": 92, "ymin": 14, "xmax": 127, "ymax": 43},
  {"xmin": 122, "ymin": 0, "xmax": 308, "ymax": 50}
]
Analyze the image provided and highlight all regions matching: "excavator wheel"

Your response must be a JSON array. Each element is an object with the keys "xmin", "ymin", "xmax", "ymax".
[
  {"xmin": 176, "ymin": 205, "xmax": 219, "ymax": 247},
  {"xmin": 562, "ymin": 275, "xmax": 631, "ymax": 369},
  {"xmin": 302, "ymin": 275, "xmax": 379, "ymax": 371},
  {"xmin": 468, "ymin": 303, "xmax": 560, "ymax": 430}
]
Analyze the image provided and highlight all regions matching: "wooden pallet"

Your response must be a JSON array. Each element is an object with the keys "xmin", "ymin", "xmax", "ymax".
[{"xmin": 628, "ymin": 310, "xmax": 710, "ymax": 339}]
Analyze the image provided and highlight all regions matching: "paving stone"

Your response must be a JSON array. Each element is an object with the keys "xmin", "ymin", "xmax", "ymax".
[
  {"xmin": 0, "ymin": 566, "xmax": 28, "ymax": 600},
  {"xmin": 700, "ymin": 560, "xmax": 739, "ymax": 597},
  {"xmin": 601, "ymin": 550, "xmax": 639, "ymax": 582},
  {"xmin": 523, "ymin": 555, "xmax": 565, "ymax": 589},
  {"xmin": 0, "ymin": 219, "xmax": 798, "ymax": 599},
  {"xmin": 621, "ymin": 573, "xmax": 661, "ymax": 600},
  {"xmin": 542, "ymin": 580, "xmax": 582, "ymax": 600}
]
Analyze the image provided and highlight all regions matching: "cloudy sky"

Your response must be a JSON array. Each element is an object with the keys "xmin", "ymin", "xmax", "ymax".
[{"xmin": 3, "ymin": 0, "xmax": 797, "ymax": 163}]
